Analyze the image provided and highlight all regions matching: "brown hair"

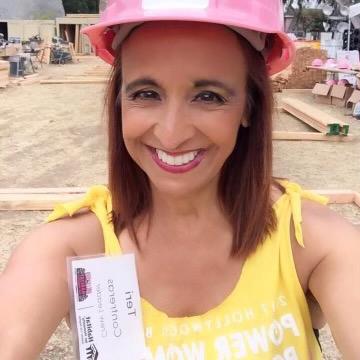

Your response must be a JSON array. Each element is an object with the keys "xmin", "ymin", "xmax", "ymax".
[{"xmin": 106, "ymin": 33, "xmax": 277, "ymax": 257}]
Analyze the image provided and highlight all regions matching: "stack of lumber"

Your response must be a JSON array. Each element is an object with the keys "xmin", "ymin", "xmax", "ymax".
[
  {"xmin": 0, "ymin": 60, "xmax": 10, "ymax": 88},
  {"xmin": 281, "ymin": 97, "xmax": 350, "ymax": 137},
  {"xmin": 272, "ymin": 47, "xmax": 327, "ymax": 92}
]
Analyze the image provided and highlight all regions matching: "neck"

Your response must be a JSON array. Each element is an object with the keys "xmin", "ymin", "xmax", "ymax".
[
  {"xmin": 134, "ymin": 178, "xmax": 233, "ymax": 251},
  {"xmin": 151, "ymin": 178, "xmax": 220, "ymax": 219}
]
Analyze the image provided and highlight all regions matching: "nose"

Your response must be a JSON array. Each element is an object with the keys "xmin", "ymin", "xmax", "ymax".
[{"xmin": 153, "ymin": 102, "xmax": 195, "ymax": 150}]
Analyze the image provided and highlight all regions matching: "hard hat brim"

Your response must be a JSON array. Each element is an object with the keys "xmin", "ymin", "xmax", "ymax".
[{"xmin": 82, "ymin": 12, "xmax": 295, "ymax": 75}]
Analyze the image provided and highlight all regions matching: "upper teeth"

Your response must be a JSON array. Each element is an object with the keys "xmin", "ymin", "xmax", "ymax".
[{"xmin": 156, "ymin": 149, "xmax": 198, "ymax": 166}]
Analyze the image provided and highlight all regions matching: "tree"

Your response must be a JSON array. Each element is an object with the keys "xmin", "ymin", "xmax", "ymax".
[{"xmin": 62, "ymin": 0, "xmax": 99, "ymax": 14}]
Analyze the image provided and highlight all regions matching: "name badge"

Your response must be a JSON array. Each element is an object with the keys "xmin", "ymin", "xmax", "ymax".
[
  {"xmin": 68, "ymin": 254, "xmax": 146, "ymax": 360},
  {"xmin": 142, "ymin": 0, "xmax": 209, "ymax": 10}
]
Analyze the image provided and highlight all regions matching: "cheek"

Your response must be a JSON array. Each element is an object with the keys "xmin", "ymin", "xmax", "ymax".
[
  {"xmin": 121, "ymin": 106, "xmax": 153, "ymax": 143},
  {"xmin": 196, "ymin": 109, "xmax": 242, "ymax": 151}
]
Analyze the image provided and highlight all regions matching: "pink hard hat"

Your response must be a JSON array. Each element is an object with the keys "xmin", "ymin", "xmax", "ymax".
[
  {"xmin": 82, "ymin": 0, "xmax": 295, "ymax": 75},
  {"xmin": 338, "ymin": 79, "xmax": 350, "ymax": 86},
  {"xmin": 326, "ymin": 79, "xmax": 337, "ymax": 86},
  {"xmin": 311, "ymin": 58, "xmax": 323, "ymax": 67},
  {"xmin": 337, "ymin": 59, "xmax": 351, "ymax": 69}
]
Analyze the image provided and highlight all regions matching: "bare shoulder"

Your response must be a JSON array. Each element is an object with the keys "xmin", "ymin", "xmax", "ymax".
[
  {"xmin": 299, "ymin": 201, "xmax": 360, "ymax": 356},
  {"xmin": 292, "ymin": 198, "xmax": 360, "ymax": 286},
  {"xmin": 301, "ymin": 199, "xmax": 360, "ymax": 260},
  {"xmin": 43, "ymin": 210, "xmax": 105, "ymax": 255},
  {"xmin": 4, "ymin": 211, "xmax": 105, "ymax": 275}
]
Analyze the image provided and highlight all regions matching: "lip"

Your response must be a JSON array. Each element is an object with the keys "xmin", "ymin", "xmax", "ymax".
[{"xmin": 147, "ymin": 146, "xmax": 205, "ymax": 174}]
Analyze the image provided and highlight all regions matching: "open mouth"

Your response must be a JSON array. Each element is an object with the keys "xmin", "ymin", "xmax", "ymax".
[
  {"xmin": 147, "ymin": 146, "xmax": 205, "ymax": 173},
  {"xmin": 155, "ymin": 149, "xmax": 199, "ymax": 166}
]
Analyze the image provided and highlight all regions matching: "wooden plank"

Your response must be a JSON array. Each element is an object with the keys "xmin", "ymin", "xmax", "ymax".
[
  {"xmin": 312, "ymin": 190, "xmax": 355, "ymax": 204},
  {"xmin": 273, "ymin": 131, "xmax": 353, "ymax": 142},
  {"xmin": 281, "ymin": 104, "xmax": 328, "ymax": 133},
  {"xmin": 281, "ymin": 99, "xmax": 350, "ymax": 135},
  {"xmin": 68, "ymin": 43, "xmax": 78, "ymax": 63},
  {"xmin": 0, "ymin": 193, "xmax": 85, "ymax": 211},
  {"xmin": 1, "ymin": 188, "xmax": 359, "ymax": 211},
  {"xmin": 307, "ymin": 66, "xmax": 359, "ymax": 75},
  {"xmin": 75, "ymin": 24, "xmax": 80, "ymax": 54},
  {"xmin": 0, "ymin": 187, "xmax": 87, "ymax": 195},
  {"xmin": 281, "ymin": 89, "xmax": 313, "ymax": 93},
  {"xmin": 354, "ymin": 193, "xmax": 360, "ymax": 208},
  {"xmin": 40, "ymin": 79, "xmax": 108, "ymax": 84},
  {"xmin": 282, "ymin": 98, "xmax": 349, "ymax": 127},
  {"xmin": 65, "ymin": 76, "xmax": 110, "ymax": 81}
]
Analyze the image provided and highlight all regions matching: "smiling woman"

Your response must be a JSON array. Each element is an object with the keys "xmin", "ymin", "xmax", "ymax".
[
  {"xmin": 1, "ymin": 1, "xmax": 360, "ymax": 360},
  {"xmin": 108, "ymin": 21, "xmax": 276, "ymax": 257}
]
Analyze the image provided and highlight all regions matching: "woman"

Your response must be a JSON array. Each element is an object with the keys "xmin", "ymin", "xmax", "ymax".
[{"xmin": 1, "ymin": 1, "xmax": 359, "ymax": 359}]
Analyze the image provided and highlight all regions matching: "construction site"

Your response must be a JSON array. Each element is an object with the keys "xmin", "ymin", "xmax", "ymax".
[{"xmin": 1, "ymin": 1, "xmax": 360, "ymax": 359}]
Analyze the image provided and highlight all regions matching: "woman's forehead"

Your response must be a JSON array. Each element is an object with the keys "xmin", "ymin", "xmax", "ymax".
[{"xmin": 121, "ymin": 21, "xmax": 247, "ymax": 77}]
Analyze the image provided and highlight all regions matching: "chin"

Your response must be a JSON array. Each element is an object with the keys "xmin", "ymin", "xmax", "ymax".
[{"xmin": 149, "ymin": 173, "xmax": 218, "ymax": 199}]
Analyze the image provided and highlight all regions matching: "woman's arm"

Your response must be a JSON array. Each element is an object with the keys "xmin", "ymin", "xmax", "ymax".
[
  {"xmin": 304, "ymin": 204, "xmax": 360, "ymax": 358},
  {"xmin": 0, "ymin": 221, "xmax": 74, "ymax": 359},
  {"xmin": 0, "ymin": 212, "xmax": 104, "ymax": 360}
]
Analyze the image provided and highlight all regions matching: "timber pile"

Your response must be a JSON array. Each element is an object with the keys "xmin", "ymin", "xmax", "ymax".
[
  {"xmin": 272, "ymin": 47, "xmax": 327, "ymax": 92},
  {"xmin": 281, "ymin": 98, "xmax": 350, "ymax": 136},
  {"xmin": 0, "ymin": 60, "xmax": 10, "ymax": 88}
]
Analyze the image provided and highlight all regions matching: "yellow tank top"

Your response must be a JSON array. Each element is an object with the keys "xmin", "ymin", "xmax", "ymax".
[{"xmin": 47, "ymin": 180, "xmax": 328, "ymax": 359}]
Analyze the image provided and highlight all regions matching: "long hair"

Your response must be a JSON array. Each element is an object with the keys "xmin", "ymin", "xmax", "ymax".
[{"xmin": 106, "ymin": 33, "xmax": 277, "ymax": 257}]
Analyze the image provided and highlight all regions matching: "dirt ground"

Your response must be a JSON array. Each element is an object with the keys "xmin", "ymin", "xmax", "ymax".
[{"xmin": 1, "ymin": 57, "xmax": 360, "ymax": 359}]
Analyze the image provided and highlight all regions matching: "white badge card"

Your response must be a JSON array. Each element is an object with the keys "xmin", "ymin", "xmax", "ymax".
[
  {"xmin": 142, "ymin": 0, "xmax": 209, "ymax": 10},
  {"xmin": 67, "ymin": 254, "xmax": 146, "ymax": 360}
]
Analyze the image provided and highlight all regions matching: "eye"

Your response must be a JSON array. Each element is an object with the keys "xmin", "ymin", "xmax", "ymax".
[
  {"xmin": 193, "ymin": 91, "xmax": 226, "ymax": 105},
  {"xmin": 129, "ymin": 90, "xmax": 161, "ymax": 101}
]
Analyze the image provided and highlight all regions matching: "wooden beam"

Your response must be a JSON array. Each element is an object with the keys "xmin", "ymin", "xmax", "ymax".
[
  {"xmin": 0, "ymin": 194, "xmax": 84, "ymax": 211},
  {"xmin": 281, "ymin": 89, "xmax": 313, "ymax": 93},
  {"xmin": 40, "ymin": 79, "xmax": 108, "ymax": 84},
  {"xmin": 0, "ymin": 188, "xmax": 87, "ymax": 195},
  {"xmin": 313, "ymin": 190, "xmax": 355, "ymax": 204},
  {"xmin": 307, "ymin": 65, "xmax": 358, "ymax": 75},
  {"xmin": 75, "ymin": 24, "xmax": 80, "ymax": 54},
  {"xmin": 0, "ymin": 188, "xmax": 87, "ymax": 210},
  {"xmin": 1, "ymin": 188, "xmax": 359, "ymax": 211},
  {"xmin": 281, "ymin": 98, "xmax": 350, "ymax": 135},
  {"xmin": 354, "ymin": 193, "xmax": 360, "ymax": 208},
  {"xmin": 273, "ymin": 131, "xmax": 353, "ymax": 142}
]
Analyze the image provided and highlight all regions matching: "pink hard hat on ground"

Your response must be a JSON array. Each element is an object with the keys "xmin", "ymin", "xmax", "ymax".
[
  {"xmin": 82, "ymin": 0, "xmax": 295, "ymax": 75},
  {"xmin": 311, "ymin": 58, "xmax": 323, "ymax": 67}
]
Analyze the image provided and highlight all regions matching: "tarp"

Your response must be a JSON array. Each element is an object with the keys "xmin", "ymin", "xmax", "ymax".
[{"xmin": 0, "ymin": 0, "xmax": 65, "ymax": 20}]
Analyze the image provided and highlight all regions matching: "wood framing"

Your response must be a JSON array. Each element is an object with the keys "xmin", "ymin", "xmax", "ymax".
[
  {"xmin": 1, "ymin": 188, "xmax": 359, "ymax": 211},
  {"xmin": 273, "ymin": 131, "xmax": 353, "ymax": 142},
  {"xmin": 40, "ymin": 79, "xmax": 108, "ymax": 85},
  {"xmin": 281, "ymin": 98, "xmax": 350, "ymax": 135},
  {"xmin": 307, "ymin": 66, "xmax": 359, "ymax": 75},
  {"xmin": 0, "ymin": 188, "xmax": 87, "ymax": 211}
]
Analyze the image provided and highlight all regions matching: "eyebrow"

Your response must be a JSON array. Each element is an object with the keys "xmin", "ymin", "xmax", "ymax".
[
  {"xmin": 124, "ymin": 77, "xmax": 160, "ymax": 94},
  {"xmin": 124, "ymin": 77, "xmax": 236, "ymax": 96},
  {"xmin": 194, "ymin": 79, "xmax": 236, "ymax": 96}
]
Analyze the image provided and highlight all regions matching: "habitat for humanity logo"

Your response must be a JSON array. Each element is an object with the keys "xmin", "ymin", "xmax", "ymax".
[
  {"xmin": 86, "ymin": 344, "xmax": 99, "ymax": 360},
  {"xmin": 76, "ymin": 268, "xmax": 92, "ymax": 302}
]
